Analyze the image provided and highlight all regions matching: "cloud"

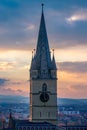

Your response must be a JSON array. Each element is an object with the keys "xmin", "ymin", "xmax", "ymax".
[
  {"xmin": 58, "ymin": 61, "xmax": 87, "ymax": 73},
  {"xmin": 0, "ymin": 0, "xmax": 38, "ymax": 50},
  {"xmin": 17, "ymin": 89, "xmax": 23, "ymax": 92},
  {"xmin": 0, "ymin": 78, "xmax": 9, "ymax": 86},
  {"xmin": 69, "ymin": 83, "xmax": 87, "ymax": 98},
  {"xmin": 0, "ymin": 0, "xmax": 87, "ymax": 50},
  {"xmin": 72, "ymin": 83, "xmax": 87, "ymax": 90},
  {"xmin": 0, "ymin": 78, "xmax": 22, "ymax": 87},
  {"xmin": 10, "ymin": 82, "xmax": 21, "ymax": 85},
  {"xmin": 0, "ymin": 88, "xmax": 21, "ymax": 95},
  {"xmin": 0, "ymin": 62, "xmax": 15, "ymax": 70},
  {"xmin": 10, "ymin": 81, "xmax": 22, "ymax": 85},
  {"xmin": 0, "ymin": 79, "xmax": 27, "ymax": 95},
  {"xmin": 0, "ymin": 86, "xmax": 28, "ymax": 96},
  {"xmin": 67, "ymin": 9, "xmax": 87, "ymax": 23},
  {"xmin": 25, "ymin": 24, "xmax": 35, "ymax": 31},
  {"xmin": 46, "ymin": 9, "xmax": 87, "ymax": 49}
]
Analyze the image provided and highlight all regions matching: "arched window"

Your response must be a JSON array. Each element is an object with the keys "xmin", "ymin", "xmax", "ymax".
[
  {"xmin": 42, "ymin": 83, "xmax": 47, "ymax": 92},
  {"xmin": 23, "ymin": 127, "xmax": 26, "ymax": 130},
  {"xmin": 52, "ymin": 128, "xmax": 55, "ymax": 130},
  {"xmin": 31, "ymin": 127, "xmax": 34, "ymax": 130},
  {"xmin": 44, "ymin": 127, "xmax": 46, "ymax": 130},
  {"xmin": 39, "ymin": 127, "xmax": 42, "ymax": 130},
  {"xmin": 19, "ymin": 127, "xmax": 22, "ymax": 130},
  {"xmin": 27, "ymin": 127, "xmax": 30, "ymax": 130},
  {"xmin": 35, "ymin": 127, "xmax": 38, "ymax": 130},
  {"xmin": 48, "ymin": 127, "xmax": 50, "ymax": 130}
]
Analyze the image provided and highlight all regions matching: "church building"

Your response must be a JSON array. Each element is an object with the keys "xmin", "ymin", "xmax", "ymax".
[
  {"xmin": 2, "ymin": 4, "xmax": 58, "ymax": 130},
  {"xmin": 30, "ymin": 4, "xmax": 58, "ymax": 125}
]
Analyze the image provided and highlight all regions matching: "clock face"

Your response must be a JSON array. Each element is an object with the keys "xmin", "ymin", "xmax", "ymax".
[{"xmin": 40, "ymin": 92, "xmax": 49, "ymax": 103}]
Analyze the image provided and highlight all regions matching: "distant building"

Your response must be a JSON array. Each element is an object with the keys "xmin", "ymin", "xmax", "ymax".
[
  {"xmin": 2, "ymin": 113, "xmax": 58, "ymax": 130},
  {"xmin": 60, "ymin": 111, "xmax": 80, "ymax": 116},
  {"xmin": 8, "ymin": 112, "xmax": 15, "ymax": 129},
  {"xmin": 63, "ymin": 125, "xmax": 87, "ymax": 130}
]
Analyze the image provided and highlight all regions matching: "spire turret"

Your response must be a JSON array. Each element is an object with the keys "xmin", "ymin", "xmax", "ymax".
[
  {"xmin": 30, "ymin": 51, "xmax": 34, "ymax": 70},
  {"xmin": 51, "ymin": 49, "xmax": 57, "ymax": 70},
  {"xmin": 8, "ymin": 109, "xmax": 15, "ymax": 128},
  {"xmin": 30, "ymin": 50, "xmax": 37, "ymax": 70}
]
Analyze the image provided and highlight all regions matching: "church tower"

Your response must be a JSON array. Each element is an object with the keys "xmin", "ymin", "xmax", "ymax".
[{"xmin": 30, "ymin": 4, "xmax": 58, "ymax": 125}]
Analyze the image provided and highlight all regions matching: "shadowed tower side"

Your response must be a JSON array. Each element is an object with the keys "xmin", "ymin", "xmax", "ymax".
[{"xmin": 29, "ymin": 4, "xmax": 58, "ymax": 125}]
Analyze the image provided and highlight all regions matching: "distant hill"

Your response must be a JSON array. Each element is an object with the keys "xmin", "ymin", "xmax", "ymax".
[
  {"xmin": 58, "ymin": 98, "xmax": 87, "ymax": 106},
  {"xmin": 0, "ymin": 95, "xmax": 29, "ymax": 103},
  {"xmin": 0, "ymin": 95, "xmax": 87, "ymax": 106}
]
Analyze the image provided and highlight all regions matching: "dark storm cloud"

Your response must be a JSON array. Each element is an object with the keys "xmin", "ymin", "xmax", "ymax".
[
  {"xmin": 0, "ymin": 0, "xmax": 87, "ymax": 50},
  {"xmin": 0, "ymin": 78, "xmax": 9, "ymax": 86},
  {"xmin": 58, "ymin": 61, "xmax": 87, "ymax": 73}
]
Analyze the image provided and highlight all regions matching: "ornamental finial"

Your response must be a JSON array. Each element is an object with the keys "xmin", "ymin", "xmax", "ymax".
[
  {"xmin": 53, "ymin": 49, "xmax": 55, "ymax": 55},
  {"xmin": 41, "ymin": 3, "xmax": 44, "ymax": 12}
]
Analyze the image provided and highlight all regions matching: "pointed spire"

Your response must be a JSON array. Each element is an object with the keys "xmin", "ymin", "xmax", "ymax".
[
  {"xmin": 34, "ymin": 4, "xmax": 51, "ymax": 77},
  {"xmin": 8, "ymin": 109, "xmax": 13, "ymax": 128},
  {"xmin": 52, "ymin": 49, "xmax": 57, "ymax": 70},
  {"xmin": 8, "ymin": 109, "xmax": 15, "ymax": 128},
  {"xmin": 2, "ymin": 118, "xmax": 5, "ymax": 129},
  {"xmin": 30, "ymin": 4, "xmax": 57, "ymax": 79},
  {"xmin": 9, "ymin": 109, "xmax": 12, "ymax": 118}
]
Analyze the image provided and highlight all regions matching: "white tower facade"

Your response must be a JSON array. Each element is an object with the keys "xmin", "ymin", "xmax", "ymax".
[{"xmin": 29, "ymin": 5, "xmax": 58, "ymax": 125}]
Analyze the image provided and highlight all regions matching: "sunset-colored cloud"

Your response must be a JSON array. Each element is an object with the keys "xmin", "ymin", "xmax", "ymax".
[
  {"xmin": 59, "ymin": 61, "xmax": 87, "ymax": 73},
  {"xmin": 0, "ymin": 62, "xmax": 15, "ymax": 70},
  {"xmin": 0, "ymin": 0, "xmax": 87, "ymax": 98}
]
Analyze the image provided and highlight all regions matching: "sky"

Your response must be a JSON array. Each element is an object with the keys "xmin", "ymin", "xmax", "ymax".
[{"xmin": 0, "ymin": 0, "xmax": 87, "ymax": 98}]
